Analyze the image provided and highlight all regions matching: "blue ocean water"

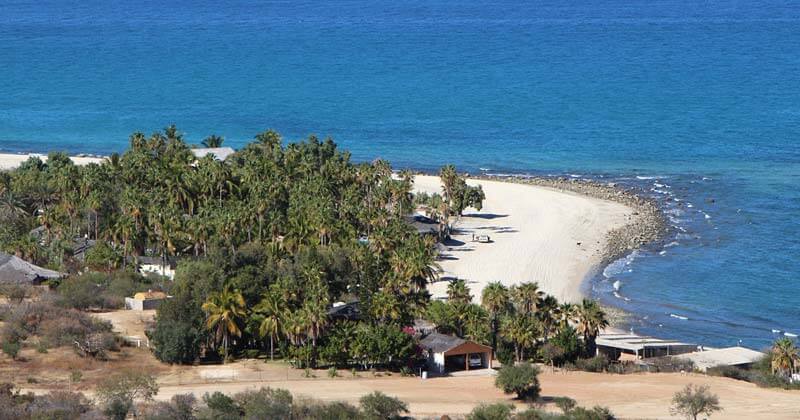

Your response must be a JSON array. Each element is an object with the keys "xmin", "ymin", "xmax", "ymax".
[{"xmin": 1, "ymin": 1, "xmax": 798, "ymax": 349}]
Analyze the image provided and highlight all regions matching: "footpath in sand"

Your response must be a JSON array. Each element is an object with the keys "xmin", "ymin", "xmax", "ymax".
[{"xmin": 413, "ymin": 175, "xmax": 633, "ymax": 303}]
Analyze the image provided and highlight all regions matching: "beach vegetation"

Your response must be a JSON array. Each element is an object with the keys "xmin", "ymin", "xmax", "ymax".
[
  {"xmin": 669, "ymin": 384, "xmax": 721, "ymax": 420},
  {"xmin": 96, "ymin": 371, "xmax": 159, "ymax": 419}
]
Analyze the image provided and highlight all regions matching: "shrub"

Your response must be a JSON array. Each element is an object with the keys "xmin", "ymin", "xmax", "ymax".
[
  {"xmin": 296, "ymin": 400, "xmax": 361, "ymax": 419},
  {"xmin": 572, "ymin": 356, "xmax": 609, "ymax": 373},
  {"xmin": 466, "ymin": 402, "xmax": 515, "ymax": 420},
  {"xmin": 554, "ymin": 396, "xmax": 577, "ymax": 414},
  {"xmin": 143, "ymin": 394, "xmax": 197, "ymax": 420},
  {"xmin": 27, "ymin": 391, "xmax": 94, "ymax": 419},
  {"xmin": 84, "ymin": 242, "xmax": 122, "ymax": 271},
  {"xmin": 235, "ymin": 387, "xmax": 293, "ymax": 419},
  {"xmin": 2, "ymin": 341, "xmax": 20, "ymax": 360},
  {"xmin": 359, "ymin": 391, "xmax": 408, "ymax": 419},
  {"xmin": 328, "ymin": 367, "xmax": 338, "ymax": 378},
  {"xmin": 202, "ymin": 391, "xmax": 239, "ymax": 418},
  {"xmin": 58, "ymin": 273, "xmax": 107, "ymax": 310},
  {"xmin": 670, "ymin": 384, "xmax": 721, "ymax": 420},
  {"xmin": 96, "ymin": 371, "xmax": 159, "ymax": 418},
  {"xmin": 495, "ymin": 363, "xmax": 541, "ymax": 401}
]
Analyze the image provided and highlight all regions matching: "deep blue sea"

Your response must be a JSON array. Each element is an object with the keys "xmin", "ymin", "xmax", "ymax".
[{"xmin": 1, "ymin": 1, "xmax": 798, "ymax": 349}]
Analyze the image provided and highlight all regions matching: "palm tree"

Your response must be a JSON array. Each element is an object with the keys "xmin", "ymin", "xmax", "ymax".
[
  {"xmin": 202, "ymin": 286, "xmax": 247, "ymax": 362},
  {"xmin": 253, "ymin": 291, "xmax": 283, "ymax": 360},
  {"xmin": 447, "ymin": 279, "xmax": 472, "ymax": 306},
  {"xmin": 500, "ymin": 315, "xmax": 539, "ymax": 362},
  {"xmin": 481, "ymin": 282, "xmax": 510, "ymax": 351},
  {"xmin": 771, "ymin": 338, "xmax": 799, "ymax": 377},
  {"xmin": 573, "ymin": 299, "xmax": 609, "ymax": 356},
  {"xmin": 201, "ymin": 134, "xmax": 225, "ymax": 148},
  {"xmin": 511, "ymin": 282, "xmax": 544, "ymax": 314}
]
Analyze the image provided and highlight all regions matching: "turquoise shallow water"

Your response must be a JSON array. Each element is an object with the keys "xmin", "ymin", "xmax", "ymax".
[{"xmin": 2, "ymin": 1, "xmax": 798, "ymax": 348}]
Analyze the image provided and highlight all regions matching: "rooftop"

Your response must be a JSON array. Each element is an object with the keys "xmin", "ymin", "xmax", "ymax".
[
  {"xmin": 677, "ymin": 346, "xmax": 765, "ymax": 371},
  {"xmin": 420, "ymin": 332, "xmax": 468, "ymax": 354},
  {"xmin": 596, "ymin": 333, "xmax": 695, "ymax": 352},
  {"xmin": 0, "ymin": 252, "xmax": 63, "ymax": 285}
]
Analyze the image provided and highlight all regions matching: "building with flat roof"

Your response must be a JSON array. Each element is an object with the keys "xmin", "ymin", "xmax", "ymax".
[
  {"xmin": 596, "ymin": 333, "xmax": 697, "ymax": 360},
  {"xmin": 676, "ymin": 346, "xmax": 765, "ymax": 372}
]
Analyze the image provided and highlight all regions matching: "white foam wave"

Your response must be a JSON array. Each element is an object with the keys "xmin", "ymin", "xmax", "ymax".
[
  {"xmin": 686, "ymin": 203, "xmax": 693, "ymax": 208},
  {"xmin": 603, "ymin": 251, "xmax": 639, "ymax": 278},
  {"xmin": 772, "ymin": 329, "xmax": 782, "ymax": 334},
  {"xmin": 664, "ymin": 241, "xmax": 680, "ymax": 248},
  {"xmin": 670, "ymin": 314, "xmax": 689, "ymax": 320},
  {"xmin": 613, "ymin": 280, "xmax": 621, "ymax": 291},
  {"xmin": 785, "ymin": 332, "xmax": 798, "ymax": 338},
  {"xmin": 636, "ymin": 175, "xmax": 667, "ymax": 180},
  {"xmin": 659, "ymin": 250, "xmax": 667, "ymax": 256}
]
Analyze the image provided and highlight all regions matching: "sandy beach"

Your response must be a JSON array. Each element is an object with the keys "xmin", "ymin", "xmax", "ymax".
[
  {"xmin": 414, "ymin": 175, "xmax": 635, "ymax": 303},
  {"xmin": 0, "ymin": 152, "xmax": 105, "ymax": 170}
]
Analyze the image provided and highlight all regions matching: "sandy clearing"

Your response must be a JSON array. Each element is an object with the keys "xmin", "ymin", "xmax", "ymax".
[{"xmin": 413, "ymin": 175, "xmax": 633, "ymax": 303}]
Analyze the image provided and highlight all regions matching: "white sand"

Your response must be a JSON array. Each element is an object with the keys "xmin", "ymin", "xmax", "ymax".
[
  {"xmin": 414, "ymin": 175, "xmax": 634, "ymax": 303},
  {"xmin": 0, "ymin": 153, "xmax": 105, "ymax": 170}
]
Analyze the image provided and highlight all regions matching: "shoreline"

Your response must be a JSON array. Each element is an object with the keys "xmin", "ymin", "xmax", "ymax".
[{"xmin": 413, "ymin": 175, "xmax": 639, "ymax": 305}]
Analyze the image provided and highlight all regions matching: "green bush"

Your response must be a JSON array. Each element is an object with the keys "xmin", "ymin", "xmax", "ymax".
[
  {"xmin": 148, "ymin": 320, "xmax": 201, "ymax": 364},
  {"xmin": 495, "ymin": 363, "xmax": 541, "ymax": 401},
  {"xmin": 235, "ymin": 387, "xmax": 293, "ymax": 419},
  {"xmin": 202, "ymin": 391, "xmax": 239, "ymax": 418},
  {"xmin": 2, "ymin": 341, "xmax": 20, "ymax": 360},
  {"xmin": 359, "ymin": 391, "xmax": 408, "ymax": 419},
  {"xmin": 466, "ymin": 402, "xmax": 515, "ymax": 420}
]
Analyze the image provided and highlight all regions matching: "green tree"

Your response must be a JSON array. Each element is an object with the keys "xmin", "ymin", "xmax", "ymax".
[
  {"xmin": 481, "ymin": 282, "xmax": 510, "ymax": 350},
  {"xmin": 254, "ymin": 290, "xmax": 283, "ymax": 361},
  {"xmin": 770, "ymin": 338, "xmax": 799, "ymax": 377},
  {"xmin": 201, "ymin": 134, "xmax": 225, "ymax": 148},
  {"xmin": 202, "ymin": 286, "xmax": 247, "ymax": 361},
  {"xmin": 495, "ymin": 363, "xmax": 541, "ymax": 401},
  {"xmin": 500, "ymin": 315, "xmax": 539, "ymax": 362},
  {"xmin": 573, "ymin": 299, "xmax": 609, "ymax": 356},
  {"xmin": 669, "ymin": 384, "xmax": 721, "ymax": 420}
]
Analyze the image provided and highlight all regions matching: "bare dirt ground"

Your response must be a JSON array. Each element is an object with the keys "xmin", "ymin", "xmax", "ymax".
[
  {"xmin": 94, "ymin": 309, "xmax": 156, "ymax": 343},
  {"xmin": 9, "ymin": 340, "xmax": 800, "ymax": 419},
  {"xmin": 150, "ymin": 366, "xmax": 800, "ymax": 419}
]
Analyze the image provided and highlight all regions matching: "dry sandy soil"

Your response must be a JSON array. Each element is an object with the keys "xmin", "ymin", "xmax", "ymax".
[
  {"xmin": 148, "ymin": 363, "xmax": 800, "ymax": 419},
  {"xmin": 413, "ymin": 175, "xmax": 633, "ymax": 303}
]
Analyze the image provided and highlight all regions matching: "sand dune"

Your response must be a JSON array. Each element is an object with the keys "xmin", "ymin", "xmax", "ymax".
[{"xmin": 414, "ymin": 175, "xmax": 633, "ymax": 303}]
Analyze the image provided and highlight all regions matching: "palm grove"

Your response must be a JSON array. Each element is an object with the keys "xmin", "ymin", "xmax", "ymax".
[{"xmin": 0, "ymin": 126, "xmax": 608, "ymax": 370}]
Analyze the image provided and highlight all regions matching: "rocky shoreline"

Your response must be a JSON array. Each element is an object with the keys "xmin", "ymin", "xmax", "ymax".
[{"xmin": 472, "ymin": 174, "xmax": 669, "ymax": 266}]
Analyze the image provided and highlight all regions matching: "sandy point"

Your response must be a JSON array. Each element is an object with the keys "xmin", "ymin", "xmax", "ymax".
[{"xmin": 413, "ymin": 175, "xmax": 634, "ymax": 303}]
